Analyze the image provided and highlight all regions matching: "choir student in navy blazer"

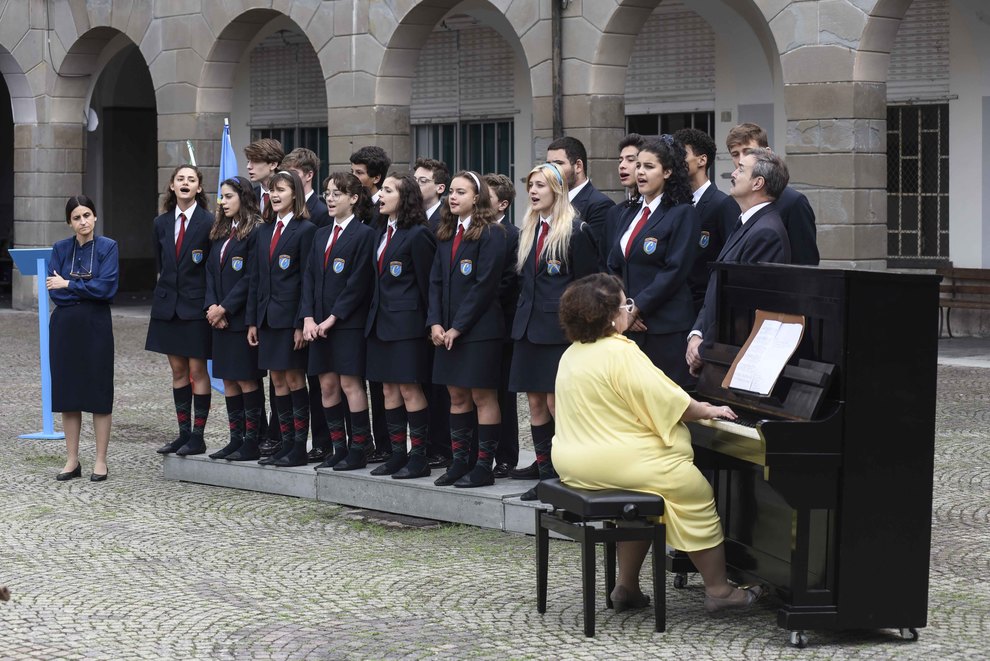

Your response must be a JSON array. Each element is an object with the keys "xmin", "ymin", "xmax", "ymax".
[
  {"xmin": 350, "ymin": 173, "xmax": 437, "ymax": 478},
  {"xmin": 246, "ymin": 170, "xmax": 318, "ymax": 468},
  {"xmin": 599, "ymin": 133, "xmax": 646, "ymax": 268},
  {"xmin": 146, "ymin": 165, "xmax": 215, "ymax": 458},
  {"xmin": 301, "ymin": 172, "xmax": 377, "ymax": 471},
  {"xmin": 607, "ymin": 135, "xmax": 698, "ymax": 387},
  {"xmin": 427, "ymin": 171, "xmax": 508, "ymax": 489},
  {"xmin": 509, "ymin": 163, "xmax": 599, "ymax": 501},
  {"xmin": 203, "ymin": 176, "xmax": 266, "ymax": 462}
]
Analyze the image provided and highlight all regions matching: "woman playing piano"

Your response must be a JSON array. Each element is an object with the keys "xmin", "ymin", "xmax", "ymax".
[{"xmin": 552, "ymin": 273, "xmax": 765, "ymax": 613}]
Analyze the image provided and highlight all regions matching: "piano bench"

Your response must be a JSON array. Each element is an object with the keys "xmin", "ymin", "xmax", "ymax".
[{"xmin": 535, "ymin": 478, "xmax": 666, "ymax": 637}]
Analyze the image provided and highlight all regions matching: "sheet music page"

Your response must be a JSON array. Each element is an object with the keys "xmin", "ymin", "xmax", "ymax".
[{"xmin": 728, "ymin": 320, "xmax": 804, "ymax": 395}]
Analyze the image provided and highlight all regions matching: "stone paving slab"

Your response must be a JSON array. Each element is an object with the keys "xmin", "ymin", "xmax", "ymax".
[{"xmin": 1, "ymin": 308, "xmax": 988, "ymax": 659}]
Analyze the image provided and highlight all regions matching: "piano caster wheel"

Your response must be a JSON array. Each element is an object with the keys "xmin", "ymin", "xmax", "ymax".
[
  {"xmin": 899, "ymin": 628, "xmax": 919, "ymax": 641},
  {"xmin": 789, "ymin": 631, "xmax": 808, "ymax": 648},
  {"xmin": 673, "ymin": 573, "xmax": 688, "ymax": 589}
]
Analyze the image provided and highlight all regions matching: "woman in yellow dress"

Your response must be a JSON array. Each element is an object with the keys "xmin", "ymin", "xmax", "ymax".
[{"xmin": 553, "ymin": 273, "xmax": 763, "ymax": 613}]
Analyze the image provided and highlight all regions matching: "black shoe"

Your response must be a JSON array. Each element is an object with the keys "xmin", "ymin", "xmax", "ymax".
[
  {"xmin": 427, "ymin": 454, "xmax": 452, "ymax": 469},
  {"xmin": 56, "ymin": 463, "xmax": 82, "ymax": 481},
  {"xmin": 434, "ymin": 461, "xmax": 470, "ymax": 486},
  {"xmin": 370, "ymin": 452, "xmax": 408, "ymax": 476},
  {"xmin": 306, "ymin": 446, "xmax": 330, "ymax": 463},
  {"xmin": 508, "ymin": 461, "xmax": 538, "ymax": 480},
  {"xmin": 176, "ymin": 439, "xmax": 206, "ymax": 456},
  {"xmin": 226, "ymin": 446, "xmax": 261, "ymax": 461},
  {"xmin": 90, "ymin": 469, "xmax": 108, "ymax": 482},
  {"xmin": 258, "ymin": 438, "xmax": 281, "ymax": 457},
  {"xmin": 315, "ymin": 447, "xmax": 348, "ymax": 470},
  {"xmin": 454, "ymin": 465, "xmax": 495, "ymax": 488},
  {"xmin": 209, "ymin": 440, "xmax": 243, "ymax": 460},
  {"xmin": 257, "ymin": 454, "xmax": 278, "ymax": 466},
  {"xmin": 272, "ymin": 442, "xmax": 308, "ymax": 467},
  {"xmin": 493, "ymin": 462, "xmax": 511, "ymax": 479},
  {"xmin": 392, "ymin": 455, "xmax": 430, "ymax": 479},
  {"xmin": 156, "ymin": 437, "xmax": 186, "ymax": 455},
  {"xmin": 333, "ymin": 447, "xmax": 368, "ymax": 471},
  {"xmin": 365, "ymin": 448, "xmax": 392, "ymax": 464},
  {"xmin": 520, "ymin": 485, "xmax": 540, "ymax": 501}
]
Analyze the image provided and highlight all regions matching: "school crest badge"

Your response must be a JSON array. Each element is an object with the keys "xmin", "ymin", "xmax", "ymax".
[
  {"xmin": 278, "ymin": 254, "xmax": 291, "ymax": 270},
  {"xmin": 699, "ymin": 231, "xmax": 710, "ymax": 249},
  {"xmin": 333, "ymin": 257, "xmax": 345, "ymax": 274},
  {"xmin": 191, "ymin": 249, "xmax": 203, "ymax": 264},
  {"xmin": 643, "ymin": 238, "xmax": 658, "ymax": 255},
  {"xmin": 389, "ymin": 261, "xmax": 402, "ymax": 277},
  {"xmin": 546, "ymin": 260, "xmax": 562, "ymax": 276},
  {"xmin": 459, "ymin": 260, "xmax": 473, "ymax": 276},
  {"xmin": 231, "ymin": 256, "xmax": 243, "ymax": 272}
]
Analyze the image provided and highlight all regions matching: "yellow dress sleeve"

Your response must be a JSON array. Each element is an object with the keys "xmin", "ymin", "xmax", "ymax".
[{"xmin": 607, "ymin": 338, "xmax": 691, "ymax": 447}]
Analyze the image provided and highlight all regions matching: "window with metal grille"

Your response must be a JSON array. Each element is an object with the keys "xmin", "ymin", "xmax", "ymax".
[
  {"xmin": 626, "ymin": 112, "xmax": 715, "ymax": 137},
  {"xmin": 251, "ymin": 127, "xmax": 329, "ymax": 190},
  {"xmin": 886, "ymin": 104, "xmax": 949, "ymax": 265}
]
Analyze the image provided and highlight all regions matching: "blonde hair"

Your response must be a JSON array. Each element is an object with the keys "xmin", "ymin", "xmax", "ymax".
[{"xmin": 516, "ymin": 163, "xmax": 577, "ymax": 273}]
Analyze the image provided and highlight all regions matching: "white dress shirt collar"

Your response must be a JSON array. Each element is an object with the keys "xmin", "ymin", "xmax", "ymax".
[
  {"xmin": 692, "ymin": 180, "xmax": 712, "ymax": 206},
  {"xmin": 740, "ymin": 201, "xmax": 772, "ymax": 225},
  {"xmin": 567, "ymin": 179, "xmax": 589, "ymax": 202}
]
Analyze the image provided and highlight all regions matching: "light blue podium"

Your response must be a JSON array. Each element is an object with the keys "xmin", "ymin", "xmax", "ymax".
[{"xmin": 10, "ymin": 248, "xmax": 65, "ymax": 440}]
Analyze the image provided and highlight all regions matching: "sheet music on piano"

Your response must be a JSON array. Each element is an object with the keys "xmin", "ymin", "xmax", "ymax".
[{"xmin": 721, "ymin": 310, "xmax": 805, "ymax": 397}]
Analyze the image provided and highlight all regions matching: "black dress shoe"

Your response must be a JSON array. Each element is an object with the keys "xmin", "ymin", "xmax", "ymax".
[
  {"xmin": 392, "ymin": 455, "xmax": 430, "ymax": 479},
  {"xmin": 176, "ymin": 439, "xmax": 206, "ymax": 456},
  {"xmin": 56, "ymin": 463, "xmax": 82, "ymax": 481},
  {"xmin": 258, "ymin": 438, "xmax": 281, "ymax": 457},
  {"xmin": 427, "ymin": 454, "xmax": 452, "ymax": 469},
  {"xmin": 156, "ymin": 437, "xmax": 185, "ymax": 455},
  {"xmin": 226, "ymin": 445, "xmax": 261, "ymax": 461},
  {"xmin": 365, "ymin": 448, "xmax": 392, "ymax": 464},
  {"xmin": 454, "ymin": 466, "xmax": 494, "ymax": 488},
  {"xmin": 257, "ymin": 454, "xmax": 278, "ymax": 466},
  {"xmin": 492, "ymin": 462, "xmax": 511, "ymax": 479},
  {"xmin": 508, "ymin": 461, "xmax": 539, "ymax": 480},
  {"xmin": 519, "ymin": 485, "xmax": 540, "ymax": 501},
  {"xmin": 434, "ymin": 461, "xmax": 470, "ymax": 487},
  {"xmin": 370, "ymin": 453, "xmax": 408, "ymax": 476},
  {"xmin": 90, "ymin": 469, "xmax": 108, "ymax": 482},
  {"xmin": 272, "ymin": 442, "xmax": 308, "ymax": 467},
  {"xmin": 306, "ymin": 447, "xmax": 330, "ymax": 463},
  {"xmin": 314, "ymin": 448, "xmax": 348, "ymax": 470},
  {"xmin": 333, "ymin": 447, "xmax": 368, "ymax": 471},
  {"xmin": 209, "ymin": 440, "xmax": 243, "ymax": 460}
]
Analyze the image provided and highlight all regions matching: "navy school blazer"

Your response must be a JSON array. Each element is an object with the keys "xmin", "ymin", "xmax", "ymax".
[
  {"xmin": 511, "ymin": 219, "xmax": 600, "ymax": 345},
  {"xmin": 599, "ymin": 197, "xmax": 640, "ymax": 269},
  {"xmin": 150, "ymin": 205, "xmax": 213, "ymax": 321},
  {"xmin": 365, "ymin": 223, "xmax": 437, "ymax": 341},
  {"xmin": 427, "ymin": 222, "xmax": 508, "ymax": 343},
  {"xmin": 246, "ymin": 216, "xmax": 318, "ymax": 329},
  {"xmin": 299, "ymin": 220, "xmax": 377, "ymax": 330},
  {"xmin": 305, "ymin": 193, "xmax": 332, "ymax": 229},
  {"xmin": 687, "ymin": 184, "xmax": 740, "ymax": 310},
  {"xmin": 570, "ymin": 182, "xmax": 614, "ymax": 252},
  {"xmin": 776, "ymin": 185, "xmax": 820, "ymax": 266},
  {"xmin": 204, "ymin": 225, "xmax": 261, "ymax": 332},
  {"xmin": 607, "ymin": 201, "xmax": 698, "ymax": 335},
  {"xmin": 497, "ymin": 218, "xmax": 521, "ymax": 334}
]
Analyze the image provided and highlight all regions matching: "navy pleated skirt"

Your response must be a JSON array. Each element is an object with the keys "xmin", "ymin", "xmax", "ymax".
[
  {"xmin": 211, "ymin": 329, "xmax": 264, "ymax": 381},
  {"xmin": 307, "ymin": 328, "xmax": 366, "ymax": 377},
  {"xmin": 50, "ymin": 303, "xmax": 114, "ymax": 414},
  {"xmin": 258, "ymin": 325, "xmax": 307, "ymax": 371},
  {"xmin": 508, "ymin": 338, "xmax": 567, "ymax": 394},
  {"xmin": 145, "ymin": 316, "xmax": 211, "ymax": 359},
  {"xmin": 433, "ymin": 338, "xmax": 501, "ymax": 389},
  {"xmin": 366, "ymin": 335, "xmax": 430, "ymax": 384}
]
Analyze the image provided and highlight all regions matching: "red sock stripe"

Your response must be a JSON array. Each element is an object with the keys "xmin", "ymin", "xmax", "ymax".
[
  {"xmin": 294, "ymin": 419, "xmax": 307, "ymax": 430},
  {"xmin": 245, "ymin": 420, "xmax": 257, "ymax": 430},
  {"xmin": 536, "ymin": 452, "xmax": 550, "ymax": 464},
  {"xmin": 177, "ymin": 412, "xmax": 189, "ymax": 423},
  {"xmin": 194, "ymin": 417, "xmax": 207, "ymax": 428},
  {"xmin": 330, "ymin": 430, "xmax": 346, "ymax": 441},
  {"xmin": 410, "ymin": 436, "xmax": 426, "ymax": 448}
]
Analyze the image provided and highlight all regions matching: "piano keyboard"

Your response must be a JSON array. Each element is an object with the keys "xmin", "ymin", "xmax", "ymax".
[{"xmin": 695, "ymin": 417, "xmax": 762, "ymax": 440}]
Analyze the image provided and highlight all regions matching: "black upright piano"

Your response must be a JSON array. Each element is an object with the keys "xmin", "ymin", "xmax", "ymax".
[{"xmin": 684, "ymin": 263, "xmax": 939, "ymax": 647}]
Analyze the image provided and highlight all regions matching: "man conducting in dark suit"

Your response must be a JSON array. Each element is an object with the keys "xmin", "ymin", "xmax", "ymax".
[
  {"xmin": 725, "ymin": 123, "xmax": 818, "ymax": 266},
  {"xmin": 686, "ymin": 147, "xmax": 791, "ymax": 376},
  {"xmin": 673, "ymin": 128, "xmax": 741, "ymax": 313},
  {"xmin": 547, "ymin": 136, "xmax": 614, "ymax": 247}
]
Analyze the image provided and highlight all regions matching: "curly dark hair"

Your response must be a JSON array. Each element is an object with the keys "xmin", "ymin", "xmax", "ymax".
[
  {"xmin": 324, "ymin": 171, "xmax": 374, "ymax": 224},
  {"xmin": 559, "ymin": 274, "xmax": 625, "ymax": 344},
  {"xmin": 211, "ymin": 176, "xmax": 261, "ymax": 241},
  {"xmin": 639, "ymin": 136, "xmax": 693, "ymax": 208},
  {"xmin": 161, "ymin": 164, "xmax": 210, "ymax": 214},
  {"xmin": 384, "ymin": 172, "xmax": 427, "ymax": 230},
  {"xmin": 436, "ymin": 171, "xmax": 498, "ymax": 241}
]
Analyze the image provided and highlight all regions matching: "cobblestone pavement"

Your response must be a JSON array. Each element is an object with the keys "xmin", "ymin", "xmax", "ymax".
[{"xmin": 1, "ymin": 307, "xmax": 987, "ymax": 660}]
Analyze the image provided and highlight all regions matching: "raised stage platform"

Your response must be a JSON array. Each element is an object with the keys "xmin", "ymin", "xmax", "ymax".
[{"xmin": 162, "ymin": 451, "xmax": 546, "ymax": 535}]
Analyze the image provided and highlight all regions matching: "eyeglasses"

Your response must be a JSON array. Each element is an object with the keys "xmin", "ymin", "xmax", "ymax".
[
  {"xmin": 323, "ymin": 191, "xmax": 345, "ymax": 200},
  {"xmin": 415, "ymin": 177, "xmax": 435, "ymax": 186},
  {"xmin": 619, "ymin": 298, "xmax": 635, "ymax": 313}
]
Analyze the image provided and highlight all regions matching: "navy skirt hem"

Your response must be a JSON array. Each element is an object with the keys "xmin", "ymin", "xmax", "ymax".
[
  {"xmin": 51, "ymin": 303, "xmax": 114, "ymax": 414},
  {"xmin": 366, "ymin": 335, "xmax": 431, "ymax": 384},
  {"xmin": 145, "ymin": 316, "xmax": 211, "ymax": 359},
  {"xmin": 258, "ymin": 325, "xmax": 307, "ymax": 371},
  {"xmin": 507, "ymin": 338, "xmax": 567, "ymax": 394},
  {"xmin": 211, "ymin": 329, "xmax": 264, "ymax": 381},
  {"xmin": 307, "ymin": 328, "xmax": 366, "ymax": 377},
  {"xmin": 433, "ymin": 338, "xmax": 502, "ymax": 389}
]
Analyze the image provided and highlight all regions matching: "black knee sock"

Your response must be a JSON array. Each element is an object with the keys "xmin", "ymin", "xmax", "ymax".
[
  {"xmin": 224, "ymin": 394, "xmax": 245, "ymax": 446},
  {"xmin": 191, "ymin": 392, "xmax": 211, "ymax": 442},
  {"xmin": 475, "ymin": 423, "xmax": 499, "ymax": 472},
  {"xmin": 275, "ymin": 393, "xmax": 293, "ymax": 444},
  {"xmin": 290, "ymin": 387, "xmax": 309, "ymax": 447},
  {"xmin": 532, "ymin": 420, "xmax": 556, "ymax": 480},
  {"xmin": 173, "ymin": 384, "xmax": 192, "ymax": 439},
  {"xmin": 323, "ymin": 402, "xmax": 347, "ymax": 455},
  {"xmin": 242, "ymin": 389, "xmax": 264, "ymax": 451},
  {"xmin": 449, "ymin": 412, "xmax": 474, "ymax": 466},
  {"xmin": 385, "ymin": 407, "xmax": 408, "ymax": 457},
  {"xmin": 350, "ymin": 408, "xmax": 372, "ymax": 451},
  {"xmin": 407, "ymin": 408, "xmax": 429, "ymax": 457}
]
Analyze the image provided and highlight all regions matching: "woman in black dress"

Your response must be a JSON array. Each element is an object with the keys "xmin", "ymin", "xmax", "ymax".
[
  {"xmin": 147, "ymin": 165, "xmax": 214, "ymax": 457},
  {"xmin": 509, "ymin": 163, "xmax": 599, "ymax": 501},
  {"xmin": 301, "ymin": 172, "xmax": 377, "ymax": 469},
  {"xmin": 428, "ymin": 171, "xmax": 507, "ymax": 488},
  {"xmin": 341, "ymin": 173, "xmax": 436, "ymax": 476},
  {"xmin": 204, "ymin": 176, "xmax": 266, "ymax": 460},
  {"xmin": 46, "ymin": 195, "xmax": 119, "ymax": 481},
  {"xmin": 246, "ymin": 169, "xmax": 317, "ymax": 467}
]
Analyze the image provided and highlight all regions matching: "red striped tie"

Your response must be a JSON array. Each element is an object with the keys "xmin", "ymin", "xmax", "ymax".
[
  {"xmin": 625, "ymin": 207, "xmax": 651, "ymax": 258},
  {"xmin": 175, "ymin": 213, "xmax": 186, "ymax": 259},
  {"xmin": 221, "ymin": 226, "xmax": 235, "ymax": 264},
  {"xmin": 324, "ymin": 225, "xmax": 342, "ymax": 269},
  {"xmin": 269, "ymin": 220, "xmax": 283, "ymax": 262},
  {"xmin": 451, "ymin": 223, "xmax": 464, "ymax": 262},
  {"xmin": 377, "ymin": 225, "xmax": 394, "ymax": 274},
  {"xmin": 534, "ymin": 220, "xmax": 549, "ymax": 268}
]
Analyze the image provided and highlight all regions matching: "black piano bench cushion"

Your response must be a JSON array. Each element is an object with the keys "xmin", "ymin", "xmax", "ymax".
[{"xmin": 537, "ymin": 479, "xmax": 665, "ymax": 519}]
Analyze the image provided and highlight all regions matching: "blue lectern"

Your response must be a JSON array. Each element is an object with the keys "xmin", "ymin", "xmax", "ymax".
[{"xmin": 10, "ymin": 248, "xmax": 65, "ymax": 440}]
